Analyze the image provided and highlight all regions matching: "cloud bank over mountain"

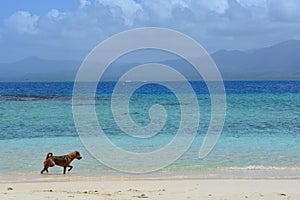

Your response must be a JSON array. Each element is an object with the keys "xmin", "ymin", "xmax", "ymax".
[{"xmin": 0, "ymin": 0, "xmax": 300, "ymax": 62}]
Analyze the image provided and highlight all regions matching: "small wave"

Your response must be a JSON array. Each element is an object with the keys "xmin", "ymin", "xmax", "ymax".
[
  {"xmin": 162, "ymin": 102, "xmax": 188, "ymax": 106},
  {"xmin": 229, "ymin": 165, "xmax": 300, "ymax": 170}
]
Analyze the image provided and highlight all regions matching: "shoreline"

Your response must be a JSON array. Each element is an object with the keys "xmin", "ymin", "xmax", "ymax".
[{"xmin": 1, "ymin": 168, "xmax": 300, "ymax": 184}]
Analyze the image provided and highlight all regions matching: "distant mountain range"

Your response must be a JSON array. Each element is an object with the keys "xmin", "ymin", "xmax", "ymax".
[
  {"xmin": 0, "ymin": 40, "xmax": 299, "ymax": 81},
  {"xmin": 0, "ymin": 57, "xmax": 80, "ymax": 81},
  {"xmin": 211, "ymin": 40, "xmax": 300, "ymax": 80}
]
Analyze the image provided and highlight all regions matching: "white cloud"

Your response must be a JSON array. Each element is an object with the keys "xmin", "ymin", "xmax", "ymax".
[
  {"xmin": 267, "ymin": 0, "xmax": 300, "ymax": 22},
  {"xmin": 5, "ymin": 11, "xmax": 39, "ymax": 34},
  {"xmin": 0, "ymin": 0, "xmax": 300, "ymax": 61},
  {"xmin": 96, "ymin": 0, "xmax": 142, "ymax": 25},
  {"xmin": 196, "ymin": 0, "xmax": 228, "ymax": 14},
  {"xmin": 47, "ymin": 9, "xmax": 67, "ymax": 20},
  {"xmin": 237, "ymin": 0, "xmax": 266, "ymax": 7},
  {"xmin": 48, "ymin": 9, "xmax": 59, "ymax": 18},
  {"xmin": 79, "ymin": 0, "xmax": 91, "ymax": 9}
]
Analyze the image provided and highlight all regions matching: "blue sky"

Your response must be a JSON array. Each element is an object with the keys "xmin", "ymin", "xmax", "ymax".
[{"xmin": 0, "ymin": 0, "xmax": 299, "ymax": 62}]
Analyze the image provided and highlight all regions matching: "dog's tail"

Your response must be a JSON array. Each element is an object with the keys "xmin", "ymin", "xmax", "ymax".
[{"xmin": 46, "ymin": 152, "xmax": 53, "ymax": 159}]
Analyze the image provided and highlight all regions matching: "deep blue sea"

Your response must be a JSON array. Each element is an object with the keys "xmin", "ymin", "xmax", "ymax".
[{"xmin": 0, "ymin": 81, "xmax": 300, "ymax": 177}]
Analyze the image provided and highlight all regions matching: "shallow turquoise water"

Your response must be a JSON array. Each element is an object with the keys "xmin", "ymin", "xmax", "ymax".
[{"xmin": 0, "ymin": 82, "xmax": 300, "ymax": 175}]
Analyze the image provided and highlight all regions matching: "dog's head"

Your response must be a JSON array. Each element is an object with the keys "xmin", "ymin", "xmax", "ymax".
[{"xmin": 74, "ymin": 151, "xmax": 82, "ymax": 160}]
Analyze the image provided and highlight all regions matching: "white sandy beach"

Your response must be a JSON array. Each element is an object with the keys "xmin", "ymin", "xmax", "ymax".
[{"xmin": 1, "ymin": 178, "xmax": 300, "ymax": 200}]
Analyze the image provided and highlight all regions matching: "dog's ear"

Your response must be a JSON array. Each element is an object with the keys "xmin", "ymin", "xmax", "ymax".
[{"xmin": 75, "ymin": 151, "xmax": 80, "ymax": 156}]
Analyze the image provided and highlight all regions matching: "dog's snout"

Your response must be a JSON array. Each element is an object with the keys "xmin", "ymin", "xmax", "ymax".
[{"xmin": 78, "ymin": 156, "xmax": 82, "ymax": 160}]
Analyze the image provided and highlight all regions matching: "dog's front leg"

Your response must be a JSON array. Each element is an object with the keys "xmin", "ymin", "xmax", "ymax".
[
  {"xmin": 63, "ymin": 167, "xmax": 66, "ymax": 174},
  {"xmin": 40, "ymin": 167, "xmax": 47, "ymax": 174},
  {"xmin": 68, "ymin": 165, "xmax": 73, "ymax": 171}
]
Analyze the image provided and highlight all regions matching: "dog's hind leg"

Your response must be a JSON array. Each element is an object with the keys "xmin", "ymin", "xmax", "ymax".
[{"xmin": 68, "ymin": 165, "xmax": 73, "ymax": 172}]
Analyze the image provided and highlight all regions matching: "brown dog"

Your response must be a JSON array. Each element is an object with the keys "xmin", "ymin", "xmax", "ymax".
[{"xmin": 41, "ymin": 151, "xmax": 82, "ymax": 174}]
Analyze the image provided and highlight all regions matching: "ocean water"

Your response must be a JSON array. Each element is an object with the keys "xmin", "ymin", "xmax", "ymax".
[{"xmin": 0, "ymin": 81, "xmax": 300, "ymax": 178}]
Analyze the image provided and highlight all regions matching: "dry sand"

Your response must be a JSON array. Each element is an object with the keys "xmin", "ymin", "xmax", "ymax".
[{"xmin": 1, "ymin": 179, "xmax": 299, "ymax": 200}]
